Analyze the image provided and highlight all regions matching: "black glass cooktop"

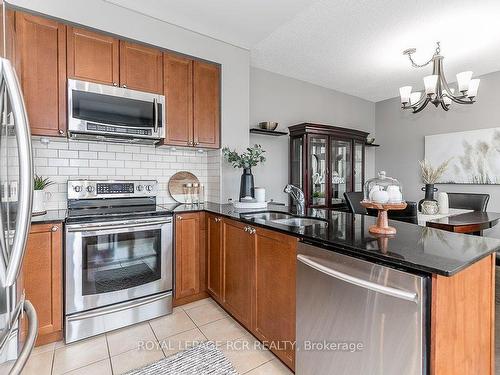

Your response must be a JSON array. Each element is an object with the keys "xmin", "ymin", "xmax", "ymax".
[{"xmin": 66, "ymin": 199, "xmax": 180, "ymax": 223}]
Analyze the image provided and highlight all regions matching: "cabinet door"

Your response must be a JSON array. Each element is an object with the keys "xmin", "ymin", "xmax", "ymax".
[
  {"xmin": 308, "ymin": 135, "xmax": 328, "ymax": 207},
  {"xmin": 67, "ymin": 26, "xmax": 119, "ymax": 86},
  {"xmin": 254, "ymin": 228, "xmax": 297, "ymax": 369},
  {"xmin": 163, "ymin": 53, "xmax": 193, "ymax": 146},
  {"xmin": 15, "ymin": 12, "xmax": 67, "ymax": 137},
  {"xmin": 120, "ymin": 41, "xmax": 163, "ymax": 94},
  {"xmin": 22, "ymin": 223, "xmax": 63, "ymax": 346},
  {"xmin": 330, "ymin": 137, "xmax": 352, "ymax": 208},
  {"xmin": 175, "ymin": 213, "xmax": 200, "ymax": 300},
  {"xmin": 193, "ymin": 61, "xmax": 220, "ymax": 149},
  {"xmin": 207, "ymin": 214, "xmax": 223, "ymax": 302},
  {"xmin": 222, "ymin": 219, "xmax": 254, "ymax": 328},
  {"xmin": 353, "ymin": 141, "xmax": 365, "ymax": 192}
]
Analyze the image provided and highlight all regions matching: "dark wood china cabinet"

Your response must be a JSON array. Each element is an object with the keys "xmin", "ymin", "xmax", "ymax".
[{"xmin": 289, "ymin": 123, "xmax": 368, "ymax": 211}]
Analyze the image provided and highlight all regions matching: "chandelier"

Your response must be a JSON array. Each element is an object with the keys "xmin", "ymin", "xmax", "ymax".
[{"xmin": 399, "ymin": 42, "xmax": 480, "ymax": 113}]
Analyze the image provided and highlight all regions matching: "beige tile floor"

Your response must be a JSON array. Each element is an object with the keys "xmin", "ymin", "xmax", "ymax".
[{"xmin": 21, "ymin": 298, "xmax": 293, "ymax": 375}]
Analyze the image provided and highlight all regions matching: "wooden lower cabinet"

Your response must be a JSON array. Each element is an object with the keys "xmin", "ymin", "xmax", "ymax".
[
  {"xmin": 22, "ymin": 222, "xmax": 63, "ymax": 346},
  {"xmin": 254, "ymin": 227, "xmax": 297, "ymax": 369},
  {"xmin": 174, "ymin": 212, "xmax": 208, "ymax": 306},
  {"xmin": 207, "ymin": 217, "xmax": 297, "ymax": 370},
  {"xmin": 207, "ymin": 214, "xmax": 223, "ymax": 302},
  {"xmin": 222, "ymin": 219, "xmax": 254, "ymax": 329}
]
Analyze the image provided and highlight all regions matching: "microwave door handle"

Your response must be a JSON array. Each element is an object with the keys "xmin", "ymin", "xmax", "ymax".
[
  {"xmin": 153, "ymin": 97, "xmax": 158, "ymax": 134},
  {"xmin": 2, "ymin": 58, "xmax": 33, "ymax": 287}
]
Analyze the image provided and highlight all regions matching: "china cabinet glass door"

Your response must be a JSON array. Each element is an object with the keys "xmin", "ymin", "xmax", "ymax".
[
  {"xmin": 354, "ymin": 141, "xmax": 364, "ymax": 192},
  {"xmin": 309, "ymin": 136, "xmax": 328, "ymax": 206},
  {"xmin": 330, "ymin": 138, "xmax": 352, "ymax": 207}
]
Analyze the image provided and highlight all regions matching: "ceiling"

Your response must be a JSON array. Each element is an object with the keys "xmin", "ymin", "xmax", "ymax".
[{"xmin": 106, "ymin": 0, "xmax": 500, "ymax": 102}]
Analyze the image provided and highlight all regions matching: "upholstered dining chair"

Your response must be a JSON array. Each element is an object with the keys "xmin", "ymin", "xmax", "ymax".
[
  {"xmin": 344, "ymin": 192, "xmax": 367, "ymax": 215},
  {"xmin": 447, "ymin": 193, "xmax": 490, "ymax": 212}
]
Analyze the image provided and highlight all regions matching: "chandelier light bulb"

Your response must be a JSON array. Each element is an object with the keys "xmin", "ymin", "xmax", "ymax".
[
  {"xmin": 423, "ymin": 75, "xmax": 438, "ymax": 95},
  {"xmin": 467, "ymin": 79, "xmax": 480, "ymax": 98},
  {"xmin": 399, "ymin": 86, "xmax": 412, "ymax": 104},
  {"xmin": 456, "ymin": 71, "xmax": 473, "ymax": 92},
  {"xmin": 410, "ymin": 92, "xmax": 421, "ymax": 106}
]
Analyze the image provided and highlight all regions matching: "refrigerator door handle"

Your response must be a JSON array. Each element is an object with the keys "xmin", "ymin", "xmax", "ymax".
[
  {"xmin": 297, "ymin": 254, "xmax": 419, "ymax": 303},
  {"xmin": 0, "ymin": 79, "xmax": 8, "ymax": 281},
  {"xmin": 8, "ymin": 300, "xmax": 38, "ymax": 375},
  {"xmin": 1, "ymin": 58, "xmax": 33, "ymax": 287}
]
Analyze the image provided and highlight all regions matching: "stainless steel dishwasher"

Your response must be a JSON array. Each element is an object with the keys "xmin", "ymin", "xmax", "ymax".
[{"xmin": 296, "ymin": 242, "xmax": 429, "ymax": 375}]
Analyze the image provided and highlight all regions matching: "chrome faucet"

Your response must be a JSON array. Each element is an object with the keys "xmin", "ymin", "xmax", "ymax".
[{"xmin": 284, "ymin": 184, "xmax": 305, "ymax": 216}]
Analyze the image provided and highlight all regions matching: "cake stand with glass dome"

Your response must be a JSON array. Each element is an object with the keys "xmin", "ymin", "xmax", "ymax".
[{"xmin": 361, "ymin": 171, "xmax": 407, "ymax": 235}]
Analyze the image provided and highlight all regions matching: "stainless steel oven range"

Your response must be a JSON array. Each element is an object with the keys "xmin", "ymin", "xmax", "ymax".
[{"xmin": 64, "ymin": 180, "xmax": 173, "ymax": 343}]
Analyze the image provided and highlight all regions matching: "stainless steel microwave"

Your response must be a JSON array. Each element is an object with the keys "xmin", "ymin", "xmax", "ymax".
[{"xmin": 68, "ymin": 79, "xmax": 165, "ymax": 144}]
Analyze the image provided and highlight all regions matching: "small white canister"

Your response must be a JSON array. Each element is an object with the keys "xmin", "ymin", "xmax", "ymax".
[
  {"xmin": 437, "ymin": 192, "xmax": 449, "ymax": 214},
  {"xmin": 254, "ymin": 187, "xmax": 266, "ymax": 202}
]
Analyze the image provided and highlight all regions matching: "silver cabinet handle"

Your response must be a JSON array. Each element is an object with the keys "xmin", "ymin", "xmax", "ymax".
[
  {"xmin": 9, "ymin": 299, "xmax": 38, "ymax": 375},
  {"xmin": 188, "ymin": 141, "xmax": 193, "ymax": 146},
  {"xmin": 297, "ymin": 254, "xmax": 419, "ymax": 303},
  {"xmin": 177, "ymin": 216, "xmax": 183, "ymax": 220},
  {"xmin": 1, "ymin": 58, "xmax": 33, "ymax": 287},
  {"xmin": 214, "ymin": 217, "xmax": 222, "ymax": 222},
  {"xmin": 113, "ymin": 82, "xmax": 118, "ymax": 87},
  {"xmin": 58, "ymin": 129, "xmax": 64, "ymax": 135},
  {"xmin": 248, "ymin": 227, "xmax": 256, "ymax": 235},
  {"xmin": 243, "ymin": 226, "xmax": 249, "ymax": 232},
  {"xmin": 122, "ymin": 84, "xmax": 127, "ymax": 89},
  {"xmin": 194, "ymin": 141, "xmax": 199, "ymax": 146},
  {"xmin": 51, "ymin": 226, "xmax": 59, "ymax": 232}
]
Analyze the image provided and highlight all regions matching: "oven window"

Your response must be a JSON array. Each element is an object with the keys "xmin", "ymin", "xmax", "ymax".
[
  {"xmin": 72, "ymin": 91, "xmax": 162, "ymax": 128},
  {"xmin": 81, "ymin": 229, "xmax": 161, "ymax": 295}
]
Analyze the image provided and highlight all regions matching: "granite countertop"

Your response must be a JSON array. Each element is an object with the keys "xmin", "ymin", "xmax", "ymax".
[
  {"xmin": 31, "ymin": 209, "xmax": 67, "ymax": 224},
  {"xmin": 171, "ymin": 203, "xmax": 500, "ymax": 276},
  {"xmin": 32, "ymin": 203, "xmax": 500, "ymax": 277}
]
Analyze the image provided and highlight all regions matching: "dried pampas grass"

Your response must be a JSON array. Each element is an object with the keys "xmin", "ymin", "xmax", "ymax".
[{"xmin": 419, "ymin": 158, "xmax": 452, "ymax": 184}]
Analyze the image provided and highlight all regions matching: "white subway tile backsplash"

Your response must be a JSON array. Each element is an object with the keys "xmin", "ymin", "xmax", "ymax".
[{"xmin": 32, "ymin": 137, "xmax": 221, "ymax": 206}]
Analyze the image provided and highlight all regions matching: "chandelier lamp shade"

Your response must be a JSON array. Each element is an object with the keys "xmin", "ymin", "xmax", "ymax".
[{"xmin": 399, "ymin": 42, "xmax": 480, "ymax": 113}]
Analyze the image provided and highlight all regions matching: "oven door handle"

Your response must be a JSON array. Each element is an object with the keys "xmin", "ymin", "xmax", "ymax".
[{"xmin": 66, "ymin": 219, "xmax": 171, "ymax": 233}]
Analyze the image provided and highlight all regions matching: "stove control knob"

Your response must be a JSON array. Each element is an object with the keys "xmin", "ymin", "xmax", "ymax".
[
  {"xmin": 74, "ymin": 186, "xmax": 82, "ymax": 193},
  {"xmin": 136, "ymin": 185, "xmax": 144, "ymax": 192},
  {"xmin": 86, "ymin": 186, "xmax": 95, "ymax": 193},
  {"xmin": 146, "ymin": 185, "xmax": 153, "ymax": 192}
]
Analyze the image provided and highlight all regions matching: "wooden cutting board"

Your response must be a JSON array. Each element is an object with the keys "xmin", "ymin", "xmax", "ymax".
[{"xmin": 168, "ymin": 171, "xmax": 200, "ymax": 203}]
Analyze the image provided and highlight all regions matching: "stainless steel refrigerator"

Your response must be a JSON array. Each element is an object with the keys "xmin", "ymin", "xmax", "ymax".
[{"xmin": 0, "ymin": 1, "xmax": 38, "ymax": 374}]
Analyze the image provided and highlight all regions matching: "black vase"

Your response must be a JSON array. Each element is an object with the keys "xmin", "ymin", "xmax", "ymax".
[
  {"xmin": 418, "ymin": 183, "xmax": 438, "ymax": 211},
  {"xmin": 239, "ymin": 168, "xmax": 255, "ymax": 201}
]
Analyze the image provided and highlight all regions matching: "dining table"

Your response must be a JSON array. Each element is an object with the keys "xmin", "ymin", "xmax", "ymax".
[{"xmin": 419, "ymin": 208, "xmax": 500, "ymax": 234}]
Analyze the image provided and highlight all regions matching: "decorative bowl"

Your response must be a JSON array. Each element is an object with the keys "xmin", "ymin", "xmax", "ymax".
[
  {"xmin": 366, "ymin": 137, "xmax": 375, "ymax": 144},
  {"xmin": 258, "ymin": 121, "xmax": 278, "ymax": 131}
]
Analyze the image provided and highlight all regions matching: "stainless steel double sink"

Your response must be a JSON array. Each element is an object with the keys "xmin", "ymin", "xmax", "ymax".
[{"xmin": 240, "ymin": 211, "xmax": 328, "ymax": 228}]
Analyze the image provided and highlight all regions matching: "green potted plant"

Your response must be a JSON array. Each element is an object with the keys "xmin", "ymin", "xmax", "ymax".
[
  {"xmin": 33, "ymin": 175, "xmax": 54, "ymax": 213},
  {"xmin": 222, "ymin": 145, "xmax": 266, "ymax": 201}
]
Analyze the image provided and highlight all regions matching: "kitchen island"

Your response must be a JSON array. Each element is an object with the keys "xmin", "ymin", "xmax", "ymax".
[{"xmin": 170, "ymin": 203, "xmax": 499, "ymax": 375}]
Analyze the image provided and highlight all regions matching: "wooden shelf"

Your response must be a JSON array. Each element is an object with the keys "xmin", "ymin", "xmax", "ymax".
[
  {"xmin": 365, "ymin": 143, "xmax": 380, "ymax": 147},
  {"xmin": 250, "ymin": 128, "xmax": 288, "ymax": 136}
]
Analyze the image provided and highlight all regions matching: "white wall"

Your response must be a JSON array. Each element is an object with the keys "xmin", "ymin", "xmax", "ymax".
[
  {"xmin": 375, "ymin": 70, "xmax": 500, "ymax": 212},
  {"xmin": 9, "ymin": 0, "xmax": 250, "ymax": 203},
  {"xmin": 250, "ymin": 67, "xmax": 376, "ymax": 203}
]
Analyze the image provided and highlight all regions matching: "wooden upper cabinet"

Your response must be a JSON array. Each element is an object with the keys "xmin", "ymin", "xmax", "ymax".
[
  {"xmin": 163, "ymin": 53, "xmax": 193, "ymax": 146},
  {"xmin": 222, "ymin": 219, "xmax": 254, "ymax": 328},
  {"xmin": 193, "ymin": 61, "xmax": 220, "ymax": 149},
  {"xmin": 15, "ymin": 12, "xmax": 67, "ymax": 137},
  {"xmin": 174, "ymin": 213, "xmax": 201, "ymax": 301},
  {"xmin": 119, "ymin": 41, "xmax": 163, "ymax": 94},
  {"xmin": 67, "ymin": 26, "xmax": 119, "ymax": 86},
  {"xmin": 22, "ymin": 222, "xmax": 63, "ymax": 346},
  {"xmin": 254, "ymin": 228, "xmax": 297, "ymax": 369},
  {"xmin": 207, "ymin": 214, "xmax": 223, "ymax": 302}
]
